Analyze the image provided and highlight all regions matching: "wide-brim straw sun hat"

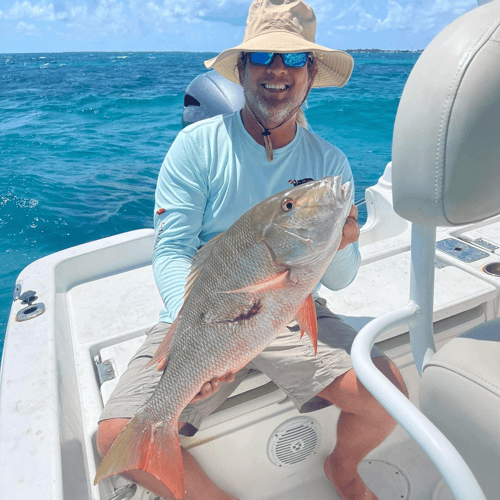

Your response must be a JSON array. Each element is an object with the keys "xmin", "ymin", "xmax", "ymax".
[{"xmin": 205, "ymin": 0, "xmax": 354, "ymax": 88}]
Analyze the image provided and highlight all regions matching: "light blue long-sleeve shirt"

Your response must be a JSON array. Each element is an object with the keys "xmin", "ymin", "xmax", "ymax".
[{"xmin": 153, "ymin": 111, "xmax": 360, "ymax": 323}]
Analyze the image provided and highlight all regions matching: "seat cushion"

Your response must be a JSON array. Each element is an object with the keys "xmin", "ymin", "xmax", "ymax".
[{"xmin": 420, "ymin": 319, "xmax": 500, "ymax": 499}]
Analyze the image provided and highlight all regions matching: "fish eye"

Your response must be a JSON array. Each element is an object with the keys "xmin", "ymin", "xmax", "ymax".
[{"xmin": 281, "ymin": 199, "xmax": 295, "ymax": 212}]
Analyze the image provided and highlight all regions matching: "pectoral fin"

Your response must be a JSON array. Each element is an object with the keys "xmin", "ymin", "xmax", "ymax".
[{"xmin": 296, "ymin": 294, "xmax": 318, "ymax": 355}]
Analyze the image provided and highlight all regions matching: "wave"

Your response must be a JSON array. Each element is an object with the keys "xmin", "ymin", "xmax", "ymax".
[{"xmin": 0, "ymin": 51, "xmax": 417, "ymax": 349}]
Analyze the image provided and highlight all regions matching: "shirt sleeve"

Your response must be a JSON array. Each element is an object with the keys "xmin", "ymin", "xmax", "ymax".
[
  {"xmin": 319, "ymin": 152, "xmax": 361, "ymax": 291},
  {"xmin": 320, "ymin": 241, "xmax": 361, "ymax": 291},
  {"xmin": 152, "ymin": 131, "xmax": 208, "ymax": 322}
]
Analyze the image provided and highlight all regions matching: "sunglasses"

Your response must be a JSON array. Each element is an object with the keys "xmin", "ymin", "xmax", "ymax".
[{"xmin": 247, "ymin": 52, "xmax": 310, "ymax": 68}]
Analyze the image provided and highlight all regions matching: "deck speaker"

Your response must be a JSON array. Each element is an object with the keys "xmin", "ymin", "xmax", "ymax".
[{"xmin": 267, "ymin": 416, "xmax": 321, "ymax": 467}]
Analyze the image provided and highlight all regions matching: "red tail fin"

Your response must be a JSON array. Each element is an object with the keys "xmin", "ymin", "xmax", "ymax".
[{"xmin": 94, "ymin": 410, "xmax": 185, "ymax": 499}]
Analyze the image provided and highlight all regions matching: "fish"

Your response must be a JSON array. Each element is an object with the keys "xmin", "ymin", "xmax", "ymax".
[{"xmin": 94, "ymin": 175, "xmax": 353, "ymax": 499}]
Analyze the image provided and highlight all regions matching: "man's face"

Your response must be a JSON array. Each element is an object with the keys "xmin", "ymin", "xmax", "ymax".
[{"xmin": 238, "ymin": 53, "xmax": 317, "ymax": 127}]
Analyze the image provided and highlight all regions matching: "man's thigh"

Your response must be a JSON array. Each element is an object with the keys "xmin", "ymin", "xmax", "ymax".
[
  {"xmin": 248, "ymin": 298, "xmax": 385, "ymax": 413},
  {"xmin": 98, "ymin": 300, "xmax": 384, "ymax": 432},
  {"xmin": 98, "ymin": 322, "xmax": 171, "ymax": 422},
  {"xmin": 98, "ymin": 322, "xmax": 250, "ymax": 435}
]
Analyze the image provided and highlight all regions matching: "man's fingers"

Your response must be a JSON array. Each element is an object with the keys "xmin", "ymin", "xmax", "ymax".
[
  {"xmin": 348, "ymin": 203, "xmax": 358, "ymax": 220},
  {"xmin": 190, "ymin": 373, "xmax": 235, "ymax": 404},
  {"xmin": 338, "ymin": 204, "xmax": 360, "ymax": 250}
]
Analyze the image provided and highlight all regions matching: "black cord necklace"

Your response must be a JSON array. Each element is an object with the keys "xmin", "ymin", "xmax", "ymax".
[
  {"xmin": 244, "ymin": 75, "xmax": 315, "ymax": 162},
  {"xmin": 244, "ymin": 104, "xmax": 297, "ymax": 161}
]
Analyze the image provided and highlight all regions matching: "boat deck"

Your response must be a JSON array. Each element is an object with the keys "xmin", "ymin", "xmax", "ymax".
[
  {"xmin": 77, "ymin": 217, "xmax": 500, "ymax": 499},
  {"xmin": 3, "ymin": 201, "xmax": 500, "ymax": 500}
]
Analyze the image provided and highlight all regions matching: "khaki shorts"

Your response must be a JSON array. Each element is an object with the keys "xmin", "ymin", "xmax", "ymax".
[{"xmin": 99, "ymin": 298, "xmax": 384, "ymax": 435}]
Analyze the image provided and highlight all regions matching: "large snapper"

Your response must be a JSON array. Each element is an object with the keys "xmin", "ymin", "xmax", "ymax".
[{"xmin": 94, "ymin": 176, "xmax": 353, "ymax": 499}]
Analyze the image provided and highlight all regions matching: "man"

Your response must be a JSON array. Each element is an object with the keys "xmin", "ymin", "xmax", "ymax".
[{"xmin": 97, "ymin": 1, "xmax": 408, "ymax": 499}]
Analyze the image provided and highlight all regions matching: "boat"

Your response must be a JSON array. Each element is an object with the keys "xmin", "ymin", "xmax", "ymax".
[{"xmin": 2, "ymin": 2, "xmax": 500, "ymax": 499}]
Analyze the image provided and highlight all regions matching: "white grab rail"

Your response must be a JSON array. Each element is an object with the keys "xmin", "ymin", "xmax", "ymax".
[{"xmin": 351, "ymin": 223, "xmax": 486, "ymax": 500}]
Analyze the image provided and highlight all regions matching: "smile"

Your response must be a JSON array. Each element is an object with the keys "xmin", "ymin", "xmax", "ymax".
[{"xmin": 262, "ymin": 83, "xmax": 289, "ymax": 91}]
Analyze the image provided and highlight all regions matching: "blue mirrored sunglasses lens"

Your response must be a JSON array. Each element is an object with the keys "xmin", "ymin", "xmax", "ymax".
[
  {"xmin": 248, "ymin": 52, "xmax": 309, "ymax": 67},
  {"xmin": 249, "ymin": 52, "xmax": 273, "ymax": 65},
  {"xmin": 283, "ymin": 52, "xmax": 308, "ymax": 67}
]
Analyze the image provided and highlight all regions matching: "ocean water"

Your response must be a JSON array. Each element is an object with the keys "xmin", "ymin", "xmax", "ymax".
[{"xmin": 0, "ymin": 51, "xmax": 419, "ymax": 356}]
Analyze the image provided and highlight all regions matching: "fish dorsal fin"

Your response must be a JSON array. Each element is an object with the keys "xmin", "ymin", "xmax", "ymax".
[
  {"xmin": 296, "ymin": 294, "xmax": 318, "ymax": 355},
  {"xmin": 184, "ymin": 232, "xmax": 225, "ymax": 302}
]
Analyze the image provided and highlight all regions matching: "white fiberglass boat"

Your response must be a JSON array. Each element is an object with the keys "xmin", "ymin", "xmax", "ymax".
[{"xmin": 2, "ymin": 2, "xmax": 500, "ymax": 500}]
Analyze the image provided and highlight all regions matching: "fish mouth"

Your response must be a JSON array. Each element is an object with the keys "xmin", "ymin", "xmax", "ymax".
[{"xmin": 323, "ymin": 177, "xmax": 353, "ymax": 210}]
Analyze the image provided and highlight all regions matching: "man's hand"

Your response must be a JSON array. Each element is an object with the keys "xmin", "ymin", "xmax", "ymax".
[
  {"xmin": 338, "ymin": 204, "xmax": 359, "ymax": 251},
  {"xmin": 190, "ymin": 373, "xmax": 236, "ymax": 403}
]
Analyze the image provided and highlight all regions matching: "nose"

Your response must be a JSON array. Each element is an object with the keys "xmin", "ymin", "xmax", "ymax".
[{"xmin": 267, "ymin": 54, "xmax": 288, "ymax": 74}]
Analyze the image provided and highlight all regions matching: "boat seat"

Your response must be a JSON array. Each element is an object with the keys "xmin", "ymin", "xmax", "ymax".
[
  {"xmin": 389, "ymin": 1, "xmax": 500, "ymax": 497},
  {"xmin": 420, "ymin": 320, "xmax": 500, "ymax": 499}
]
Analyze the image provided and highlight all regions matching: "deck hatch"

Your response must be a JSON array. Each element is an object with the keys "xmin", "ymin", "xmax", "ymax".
[{"xmin": 436, "ymin": 238, "xmax": 489, "ymax": 262}]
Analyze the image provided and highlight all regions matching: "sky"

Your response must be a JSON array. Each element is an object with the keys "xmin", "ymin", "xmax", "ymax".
[{"xmin": 0, "ymin": 0, "xmax": 481, "ymax": 53}]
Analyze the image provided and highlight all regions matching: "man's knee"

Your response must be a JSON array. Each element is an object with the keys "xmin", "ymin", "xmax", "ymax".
[
  {"xmin": 96, "ymin": 418, "xmax": 130, "ymax": 457},
  {"xmin": 318, "ymin": 357, "xmax": 407, "ymax": 414},
  {"xmin": 373, "ymin": 356, "xmax": 409, "ymax": 398}
]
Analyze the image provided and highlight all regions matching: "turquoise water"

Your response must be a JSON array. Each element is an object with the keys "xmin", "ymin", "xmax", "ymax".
[{"xmin": 0, "ymin": 51, "xmax": 419, "ymax": 355}]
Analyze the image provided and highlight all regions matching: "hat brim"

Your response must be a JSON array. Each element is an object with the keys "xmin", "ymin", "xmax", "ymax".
[{"xmin": 204, "ymin": 31, "xmax": 353, "ymax": 88}]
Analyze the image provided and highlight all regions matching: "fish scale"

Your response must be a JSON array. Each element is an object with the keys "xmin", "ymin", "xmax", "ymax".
[{"xmin": 94, "ymin": 175, "xmax": 353, "ymax": 499}]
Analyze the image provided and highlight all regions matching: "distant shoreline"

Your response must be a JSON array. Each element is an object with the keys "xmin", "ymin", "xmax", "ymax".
[{"xmin": 347, "ymin": 49, "xmax": 423, "ymax": 53}]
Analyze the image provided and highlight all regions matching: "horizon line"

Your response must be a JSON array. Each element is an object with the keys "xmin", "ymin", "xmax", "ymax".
[{"xmin": 2, "ymin": 48, "xmax": 424, "ymax": 55}]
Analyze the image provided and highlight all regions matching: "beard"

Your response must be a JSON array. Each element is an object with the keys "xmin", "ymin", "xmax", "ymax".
[{"xmin": 243, "ymin": 84, "xmax": 306, "ymax": 128}]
